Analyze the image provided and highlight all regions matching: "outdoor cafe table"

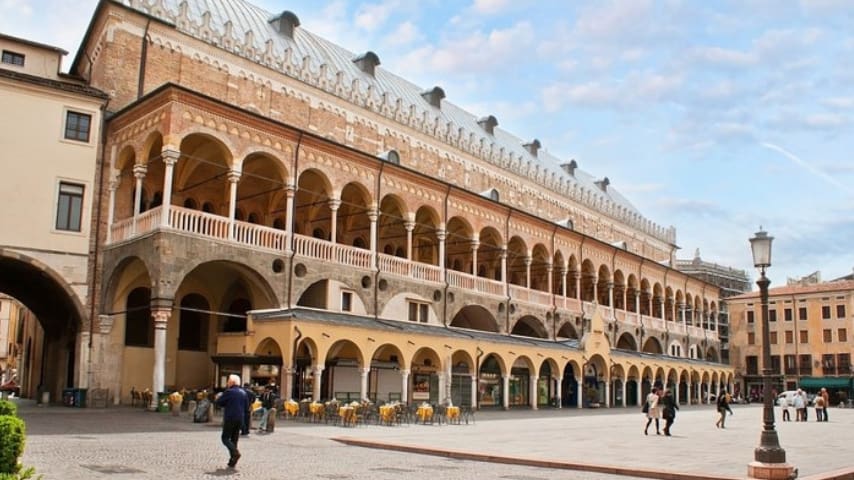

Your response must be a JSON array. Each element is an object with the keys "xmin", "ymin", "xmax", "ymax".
[
  {"xmin": 284, "ymin": 400, "xmax": 299, "ymax": 417},
  {"xmin": 416, "ymin": 405, "xmax": 433, "ymax": 423},
  {"xmin": 446, "ymin": 406, "xmax": 460, "ymax": 422},
  {"xmin": 379, "ymin": 404, "xmax": 395, "ymax": 425},
  {"xmin": 338, "ymin": 405, "xmax": 354, "ymax": 425}
]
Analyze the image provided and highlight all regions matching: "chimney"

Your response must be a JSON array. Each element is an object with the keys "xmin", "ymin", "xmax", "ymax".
[
  {"xmin": 477, "ymin": 115, "xmax": 498, "ymax": 135},
  {"xmin": 353, "ymin": 51, "xmax": 381, "ymax": 76},
  {"xmin": 523, "ymin": 139, "xmax": 541, "ymax": 157},
  {"xmin": 421, "ymin": 86, "xmax": 445, "ymax": 108},
  {"xmin": 269, "ymin": 11, "xmax": 300, "ymax": 38},
  {"xmin": 560, "ymin": 159, "xmax": 578, "ymax": 176}
]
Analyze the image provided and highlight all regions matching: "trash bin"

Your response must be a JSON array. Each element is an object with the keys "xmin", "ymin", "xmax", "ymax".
[
  {"xmin": 63, "ymin": 388, "xmax": 75, "ymax": 407},
  {"xmin": 73, "ymin": 388, "xmax": 88, "ymax": 408},
  {"xmin": 157, "ymin": 392, "xmax": 169, "ymax": 413}
]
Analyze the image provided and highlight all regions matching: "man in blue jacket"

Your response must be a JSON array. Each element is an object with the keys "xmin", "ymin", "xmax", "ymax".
[{"xmin": 215, "ymin": 374, "xmax": 249, "ymax": 468}]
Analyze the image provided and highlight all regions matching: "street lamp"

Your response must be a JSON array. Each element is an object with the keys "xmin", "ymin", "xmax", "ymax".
[{"xmin": 747, "ymin": 228, "xmax": 793, "ymax": 479}]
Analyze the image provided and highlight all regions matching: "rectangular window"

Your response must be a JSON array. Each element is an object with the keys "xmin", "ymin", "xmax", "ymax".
[
  {"xmin": 838, "ymin": 354, "xmax": 851, "ymax": 374},
  {"xmin": 64, "ymin": 111, "xmax": 92, "ymax": 142},
  {"xmin": 747, "ymin": 332, "xmax": 755, "ymax": 345},
  {"xmin": 839, "ymin": 328, "xmax": 847, "ymax": 343},
  {"xmin": 799, "ymin": 330, "xmax": 808, "ymax": 343},
  {"xmin": 408, "ymin": 301, "xmax": 429, "ymax": 323},
  {"xmin": 1, "ymin": 50, "xmax": 25, "ymax": 66},
  {"xmin": 823, "ymin": 329, "xmax": 832, "ymax": 343},
  {"xmin": 55, "ymin": 182, "xmax": 84, "ymax": 231},
  {"xmin": 785, "ymin": 330, "xmax": 794, "ymax": 344},
  {"xmin": 798, "ymin": 307, "xmax": 807, "ymax": 321},
  {"xmin": 784, "ymin": 355, "xmax": 797, "ymax": 374},
  {"xmin": 837, "ymin": 305, "xmax": 846, "ymax": 319},
  {"xmin": 747, "ymin": 310, "xmax": 754, "ymax": 323},
  {"xmin": 341, "ymin": 291, "xmax": 352, "ymax": 312},
  {"xmin": 771, "ymin": 355, "xmax": 781, "ymax": 373},
  {"xmin": 768, "ymin": 309, "xmax": 777, "ymax": 322},
  {"xmin": 746, "ymin": 356, "xmax": 759, "ymax": 375},
  {"xmin": 784, "ymin": 308, "xmax": 793, "ymax": 321},
  {"xmin": 769, "ymin": 331, "xmax": 778, "ymax": 345},
  {"xmin": 799, "ymin": 354, "xmax": 812, "ymax": 375},
  {"xmin": 822, "ymin": 305, "xmax": 831, "ymax": 320},
  {"xmin": 822, "ymin": 354, "xmax": 836, "ymax": 374}
]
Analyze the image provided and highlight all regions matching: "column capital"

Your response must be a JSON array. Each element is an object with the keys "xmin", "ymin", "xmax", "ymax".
[
  {"xmin": 312, "ymin": 365, "xmax": 325, "ymax": 374},
  {"xmin": 161, "ymin": 149, "xmax": 180, "ymax": 165},
  {"xmin": 523, "ymin": 255, "xmax": 533, "ymax": 266},
  {"xmin": 607, "ymin": 281, "xmax": 614, "ymax": 289},
  {"xmin": 360, "ymin": 367, "xmax": 371, "ymax": 375},
  {"xmin": 436, "ymin": 229, "xmax": 447, "ymax": 241},
  {"xmin": 285, "ymin": 184, "xmax": 296, "ymax": 196},
  {"xmin": 227, "ymin": 170, "xmax": 241, "ymax": 184},
  {"xmin": 470, "ymin": 239, "xmax": 480, "ymax": 250},
  {"xmin": 132, "ymin": 163, "xmax": 147, "ymax": 178},
  {"xmin": 404, "ymin": 221, "xmax": 416, "ymax": 232},
  {"xmin": 108, "ymin": 176, "xmax": 121, "ymax": 191},
  {"xmin": 328, "ymin": 198, "xmax": 342, "ymax": 211},
  {"xmin": 98, "ymin": 314, "xmax": 115, "ymax": 334},
  {"xmin": 399, "ymin": 369, "xmax": 410, "ymax": 376},
  {"xmin": 151, "ymin": 308, "xmax": 171, "ymax": 326},
  {"xmin": 367, "ymin": 209, "xmax": 379, "ymax": 222}
]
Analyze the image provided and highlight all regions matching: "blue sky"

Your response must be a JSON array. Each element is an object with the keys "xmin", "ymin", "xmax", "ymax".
[{"xmin": 4, "ymin": 0, "xmax": 854, "ymax": 287}]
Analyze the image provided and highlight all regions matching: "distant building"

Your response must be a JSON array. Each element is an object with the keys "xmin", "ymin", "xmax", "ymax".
[
  {"xmin": 728, "ymin": 280, "xmax": 854, "ymax": 403},
  {"xmin": 675, "ymin": 250, "xmax": 750, "ymax": 364},
  {"xmin": 788, "ymin": 271, "xmax": 822, "ymax": 286}
]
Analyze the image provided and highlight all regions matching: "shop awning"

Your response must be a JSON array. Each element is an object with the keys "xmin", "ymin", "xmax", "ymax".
[{"xmin": 797, "ymin": 377, "xmax": 852, "ymax": 390}]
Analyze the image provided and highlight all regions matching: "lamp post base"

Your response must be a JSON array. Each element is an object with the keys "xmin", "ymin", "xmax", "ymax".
[{"xmin": 747, "ymin": 461, "xmax": 796, "ymax": 480}]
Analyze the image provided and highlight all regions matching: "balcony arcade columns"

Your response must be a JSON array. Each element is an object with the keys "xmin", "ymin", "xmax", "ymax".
[
  {"xmin": 437, "ymin": 228, "xmax": 446, "ymax": 270},
  {"xmin": 400, "ymin": 369, "xmax": 410, "ymax": 404},
  {"xmin": 227, "ymin": 170, "xmax": 241, "ymax": 240},
  {"xmin": 404, "ymin": 220, "xmax": 415, "ymax": 260},
  {"xmin": 150, "ymin": 306, "xmax": 171, "ymax": 410},
  {"xmin": 547, "ymin": 264, "xmax": 554, "ymax": 296},
  {"xmin": 284, "ymin": 184, "xmax": 295, "ymax": 254},
  {"xmin": 471, "ymin": 239, "xmax": 480, "ymax": 275},
  {"xmin": 524, "ymin": 255, "xmax": 532, "ymax": 289},
  {"xmin": 560, "ymin": 267, "xmax": 568, "ymax": 298},
  {"xmin": 160, "ymin": 149, "xmax": 179, "ymax": 227},
  {"xmin": 500, "ymin": 247, "xmax": 508, "ymax": 295},
  {"xmin": 368, "ymin": 207, "xmax": 378, "ymax": 266},
  {"xmin": 106, "ymin": 177, "xmax": 119, "ymax": 243},
  {"xmin": 132, "ymin": 163, "xmax": 147, "ymax": 235},
  {"xmin": 328, "ymin": 198, "xmax": 341, "ymax": 242},
  {"xmin": 607, "ymin": 281, "xmax": 614, "ymax": 309}
]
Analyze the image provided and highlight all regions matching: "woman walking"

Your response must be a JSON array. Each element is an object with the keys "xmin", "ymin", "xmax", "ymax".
[
  {"xmin": 644, "ymin": 387, "xmax": 661, "ymax": 435},
  {"xmin": 661, "ymin": 389, "xmax": 679, "ymax": 436},
  {"xmin": 715, "ymin": 391, "xmax": 733, "ymax": 428}
]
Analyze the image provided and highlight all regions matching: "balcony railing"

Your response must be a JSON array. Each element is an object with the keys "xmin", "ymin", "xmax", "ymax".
[{"xmin": 108, "ymin": 207, "xmax": 717, "ymax": 342}]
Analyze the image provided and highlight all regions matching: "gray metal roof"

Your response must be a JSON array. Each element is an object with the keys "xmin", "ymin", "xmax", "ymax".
[{"xmin": 117, "ymin": 0, "xmax": 677, "ymax": 240}]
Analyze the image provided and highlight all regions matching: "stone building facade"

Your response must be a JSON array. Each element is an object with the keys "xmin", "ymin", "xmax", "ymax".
[{"xmin": 6, "ymin": 0, "xmax": 733, "ymax": 408}]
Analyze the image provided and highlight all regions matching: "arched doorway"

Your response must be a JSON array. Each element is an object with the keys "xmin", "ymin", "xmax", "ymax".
[
  {"xmin": 478, "ymin": 354, "xmax": 503, "ymax": 408},
  {"xmin": 561, "ymin": 362, "xmax": 579, "ymax": 407}
]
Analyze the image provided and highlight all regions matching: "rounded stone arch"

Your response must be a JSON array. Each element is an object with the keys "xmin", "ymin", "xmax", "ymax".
[
  {"xmin": 140, "ymin": 130, "xmax": 165, "ymax": 163},
  {"xmin": 101, "ymin": 255, "xmax": 154, "ymax": 316},
  {"xmin": 701, "ymin": 371, "xmax": 711, "ymax": 384},
  {"xmin": 539, "ymin": 357, "xmax": 560, "ymax": 379},
  {"xmin": 555, "ymin": 318, "xmax": 579, "ymax": 339},
  {"xmin": 295, "ymin": 168, "xmax": 333, "ymax": 238},
  {"xmin": 510, "ymin": 315, "xmax": 548, "ymax": 339},
  {"xmin": 511, "ymin": 355, "xmax": 536, "ymax": 372},
  {"xmin": 654, "ymin": 366, "xmax": 666, "ymax": 385},
  {"xmin": 641, "ymin": 366, "xmax": 654, "ymax": 383},
  {"xmin": 175, "ymin": 132, "xmax": 234, "ymax": 187},
  {"xmin": 370, "ymin": 343, "xmax": 406, "ymax": 370},
  {"xmin": 451, "ymin": 350, "xmax": 475, "ymax": 374},
  {"xmin": 642, "ymin": 336, "xmax": 663, "ymax": 354},
  {"xmin": 596, "ymin": 264, "xmax": 611, "ymax": 305},
  {"xmin": 445, "ymin": 216, "xmax": 474, "ymax": 273},
  {"xmin": 170, "ymin": 259, "xmax": 279, "ymax": 310},
  {"xmin": 477, "ymin": 226, "xmax": 504, "ymax": 280},
  {"xmin": 378, "ymin": 193, "xmax": 409, "ymax": 256},
  {"xmin": 236, "ymin": 147, "xmax": 290, "ymax": 179},
  {"xmin": 235, "ymin": 151, "xmax": 289, "ymax": 225},
  {"xmin": 506, "ymin": 236, "xmax": 529, "ymax": 287},
  {"xmin": 296, "ymin": 278, "xmax": 368, "ymax": 313},
  {"xmin": 706, "ymin": 346, "xmax": 719, "ymax": 363},
  {"xmin": 529, "ymin": 243, "xmax": 551, "ymax": 291},
  {"xmin": 449, "ymin": 304, "xmax": 500, "ymax": 333},
  {"xmin": 609, "ymin": 362, "xmax": 626, "ymax": 381},
  {"xmin": 580, "ymin": 259, "xmax": 597, "ymax": 301},
  {"xmin": 0, "ymin": 248, "xmax": 89, "ymax": 399},
  {"xmin": 412, "ymin": 205, "xmax": 441, "ymax": 265},
  {"xmin": 552, "ymin": 250, "xmax": 565, "ymax": 294},
  {"xmin": 479, "ymin": 352, "xmax": 507, "ymax": 377},
  {"xmin": 664, "ymin": 286, "xmax": 674, "ymax": 321},
  {"xmin": 324, "ymin": 339, "xmax": 366, "ymax": 368},
  {"xmin": 567, "ymin": 253, "xmax": 579, "ymax": 276},
  {"xmin": 627, "ymin": 364, "xmax": 641, "ymax": 381},
  {"xmin": 295, "ymin": 337, "xmax": 318, "ymax": 366},
  {"xmin": 652, "ymin": 282, "xmax": 664, "ymax": 317},
  {"xmin": 616, "ymin": 332, "xmax": 638, "ymax": 351},
  {"xmin": 254, "ymin": 337, "xmax": 284, "ymax": 358},
  {"xmin": 412, "ymin": 346, "xmax": 441, "ymax": 372},
  {"xmin": 666, "ymin": 367, "xmax": 679, "ymax": 387}
]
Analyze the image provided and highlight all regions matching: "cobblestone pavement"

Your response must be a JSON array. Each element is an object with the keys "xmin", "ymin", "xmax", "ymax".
[{"xmin": 15, "ymin": 400, "xmax": 854, "ymax": 479}]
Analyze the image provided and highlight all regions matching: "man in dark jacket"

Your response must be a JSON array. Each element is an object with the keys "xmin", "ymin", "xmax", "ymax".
[
  {"xmin": 241, "ymin": 383, "xmax": 257, "ymax": 435},
  {"xmin": 215, "ymin": 375, "xmax": 249, "ymax": 468},
  {"xmin": 660, "ymin": 389, "xmax": 680, "ymax": 436}
]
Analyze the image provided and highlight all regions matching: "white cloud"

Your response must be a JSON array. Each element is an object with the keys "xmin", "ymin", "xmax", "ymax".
[
  {"xmin": 689, "ymin": 46, "xmax": 756, "ymax": 68},
  {"xmin": 803, "ymin": 113, "xmax": 848, "ymax": 128},
  {"xmin": 1, "ymin": 0, "xmax": 33, "ymax": 16},
  {"xmin": 573, "ymin": 0, "xmax": 654, "ymax": 41},
  {"xmin": 542, "ymin": 71, "xmax": 682, "ymax": 111},
  {"xmin": 382, "ymin": 21, "xmax": 420, "ymax": 47},
  {"xmin": 471, "ymin": 0, "xmax": 512, "ymax": 15},
  {"xmin": 354, "ymin": 0, "xmax": 400, "ymax": 32},
  {"xmin": 821, "ymin": 97, "xmax": 854, "ymax": 109}
]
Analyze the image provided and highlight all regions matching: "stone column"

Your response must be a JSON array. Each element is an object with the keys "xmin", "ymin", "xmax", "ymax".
[
  {"xmin": 471, "ymin": 239, "xmax": 479, "ymax": 276},
  {"xmin": 529, "ymin": 375, "xmax": 538, "ymax": 410},
  {"xmin": 400, "ymin": 369, "xmax": 410, "ymax": 404},
  {"xmin": 312, "ymin": 365, "xmax": 324, "ymax": 402},
  {"xmin": 554, "ymin": 376, "xmax": 562, "ymax": 408},
  {"xmin": 470, "ymin": 375, "xmax": 478, "ymax": 409},
  {"xmin": 635, "ymin": 291, "xmax": 641, "ymax": 315},
  {"xmin": 524, "ymin": 255, "xmax": 532, "ymax": 289},
  {"xmin": 607, "ymin": 281, "xmax": 614, "ymax": 308},
  {"xmin": 659, "ymin": 298, "xmax": 666, "ymax": 320},
  {"xmin": 160, "ymin": 149, "xmax": 179, "ymax": 227},
  {"xmin": 106, "ymin": 177, "xmax": 119, "ymax": 243},
  {"xmin": 576, "ymin": 376, "xmax": 583, "ymax": 408},
  {"xmin": 622, "ymin": 288, "xmax": 628, "ymax": 313},
  {"xmin": 227, "ymin": 170, "xmax": 241, "ymax": 240},
  {"xmin": 636, "ymin": 379, "xmax": 643, "ymax": 406},
  {"xmin": 241, "ymin": 365, "xmax": 252, "ymax": 386},
  {"xmin": 282, "ymin": 367, "xmax": 294, "ymax": 401},
  {"xmin": 150, "ymin": 307, "xmax": 171, "ymax": 410},
  {"xmin": 574, "ymin": 272, "xmax": 581, "ymax": 299},
  {"xmin": 328, "ymin": 198, "xmax": 341, "ymax": 243},
  {"xmin": 675, "ymin": 382, "xmax": 681, "ymax": 405},
  {"xmin": 368, "ymin": 207, "xmax": 378, "ymax": 267},
  {"xmin": 592, "ymin": 275, "xmax": 598, "ymax": 303},
  {"xmin": 547, "ymin": 264, "xmax": 554, "ymax": 296},
  {"xmin": 132, "ymin": 163, "xmax": 147, "ymax": 235},
  {"xmin": 437, "ymin": 228, "xmax": 446, "ymax": 270},
  {"xmin": 437, "ymin": 372, "xmax": 446, "ymax": 404},
  {"xmin": 560, "ymin": 267, "xmax": 568, "ymax": 298},
  {"xmin": 500, "ymin": 247, "xmax": 508, "ymax": 294},
  {"xmin": 502, "ymin": 375, "xmax": 510, "ymax": 410},
  {"xmin": 604, "ymin": 379, "xmax": 610, "ymax": 408},
  {"xmin": 404, "ymin": 221, "xmax": 415, "ymax": 260},
  {"xmin": 621, "ymin": 378, "xmax": 627, "ymax": 407},
  {"xmin": 284, "ymin": 184, "xmax": 295, "ymax": 254},
  {"xmin": 359, "ymin": 367, "xmax": 370, "ymax": 402},
  {"xmin": 707, "ymin": 381, "xmax": 713, "ymax": 404}
]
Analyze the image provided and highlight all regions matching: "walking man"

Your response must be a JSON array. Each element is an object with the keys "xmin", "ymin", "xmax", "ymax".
[
  {"xmin": 258, "ymin": 384, "xmax": 278, "ymax": 432},
  {"xmin": 661, "ymin": 389, "xmax": 679, "ymax": 436},
  {"xmin": 820, "ymin": 387, "xmax": 829, "ymax": 421},
  {"xmin": 715, "ymin": 391, "xmax": 733, "ymax": 428},
  {"xmin": 215, "ymin": 374, "xmax": 249, "ymax": 469}
]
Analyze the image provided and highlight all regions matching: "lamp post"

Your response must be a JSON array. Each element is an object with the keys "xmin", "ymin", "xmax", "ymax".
[{"xmin": 747, "ymin": 228, "xmax": 793, "ymax": 479}]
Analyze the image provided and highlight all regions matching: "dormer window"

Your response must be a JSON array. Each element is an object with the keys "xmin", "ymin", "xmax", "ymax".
[
  {"xmin": 353, "ymin": 51, "xmax": 381, "ymax": 76},
  {"xmin": 560, "ymin": 159, "xmax": 578, "ymax": 176},
  {"xmin": 421, "ymin": 86, "xmax": 445, "ymax": 108},
  {"xmin": 1, "ymin": 50, "xmax": 25, "ymax": 66},
  {"xmin": 379, "ymin": 150, "xmax": 400, "ymax": 164},
  {"xmin": 481, "ymin": 188, "xmax": 500, "ymax": 202},
  {"xmin": 269, "ymin": 11, "xmax": 300, "ymax": 38},
  {"xmin": 477, "ymin": 115, "xmax": 498, "ymax": 135},
  {"xmin": 523, "ymin": 139, "xmax": 541, "ymax": 157}
]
